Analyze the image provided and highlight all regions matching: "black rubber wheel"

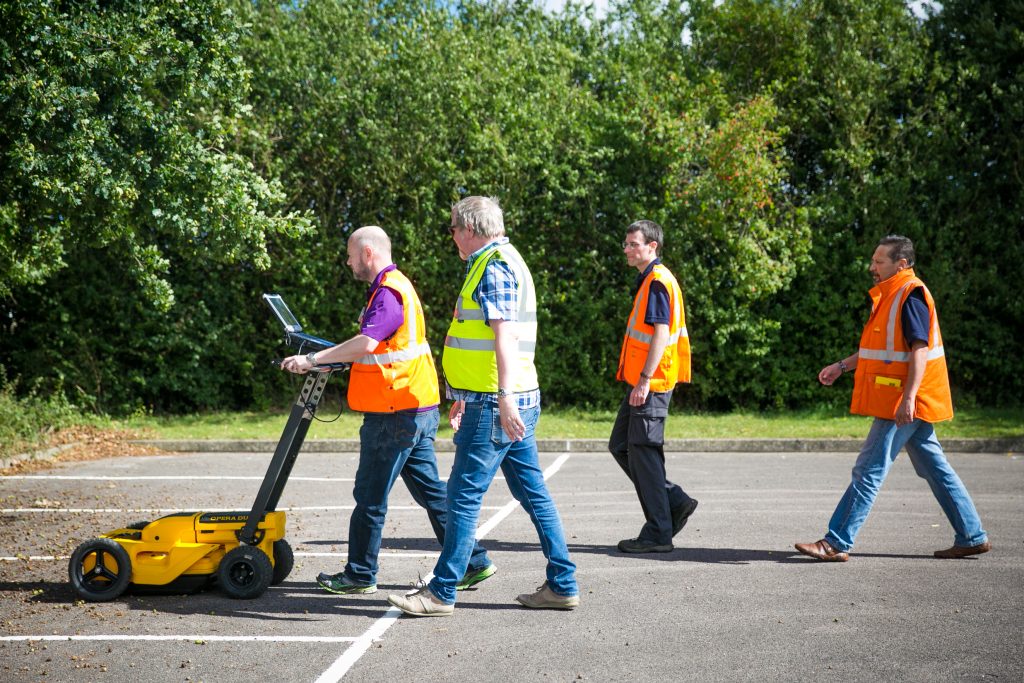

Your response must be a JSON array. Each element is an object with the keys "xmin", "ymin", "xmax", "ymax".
[
  {"xmin": 217, "ymin": 546, "xmax": 273, "ymax": 599},
  {"xmin": 271, "ymin": 539, "xmax": 294, "ymax": 586},
  {"xmin": 68, "ymin": 538, "xmax": 132, "ymax": 602}
]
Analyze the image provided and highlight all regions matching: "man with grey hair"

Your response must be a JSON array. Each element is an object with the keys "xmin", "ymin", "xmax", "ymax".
[
  {"xmin": 281, "ymin": 225, "xmax": 495, "ymax": 594},
  {"xmin": 388, "ymin": 196, "xmax": 579, "ymax": 616}
]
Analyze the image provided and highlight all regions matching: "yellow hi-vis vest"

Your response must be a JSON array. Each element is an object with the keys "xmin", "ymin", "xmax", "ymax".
[
  {"xmin": 617, "ymin": 263, "xmax": 691, "ymax": 392},
  {"xmin": 348, "ymin": 269, "xmax": 440, "ymax": 413},
  {"xmin": 442, "ymin": 242, "xmax": 539, "ymax": 393},
  {"xmin": 850, "ymin": 268, "xmax": 952, "ymax": 423}
]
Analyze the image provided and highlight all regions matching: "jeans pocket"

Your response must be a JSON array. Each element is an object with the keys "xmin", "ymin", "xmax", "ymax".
[
  {"xmin": 453, "ymin": 402, "xmax": 482, "ymax": 448},
  {"xmin": 490, "ymin": 407, "xmax": 514, "ymax": 447}
]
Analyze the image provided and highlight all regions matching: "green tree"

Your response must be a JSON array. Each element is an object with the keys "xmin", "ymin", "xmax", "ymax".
[
  {"xmin": 0, "ymin": 0, "xmax": 310, "ymax": 305},
  {"xmin": 0, "ymin": 0, "xmax": 310, "ymax": 412},
  {"xmin": 918, "ymin": 0, "xmax": 1024, "ymax": 405}
]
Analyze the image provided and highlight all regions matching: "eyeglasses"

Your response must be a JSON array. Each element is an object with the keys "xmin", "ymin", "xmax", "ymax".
[{"xmin": 622, "ymin": 241, "xmax": 645, "ymax": 250}]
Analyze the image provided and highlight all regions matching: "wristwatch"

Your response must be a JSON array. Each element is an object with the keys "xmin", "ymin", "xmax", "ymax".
[
  {"xmin": 306, "ymin": 352, "xmax": 319, "ymax": 367},
  {"xmin": 497, "ymin": 387, "xmax": 511, "ymax": 398}
]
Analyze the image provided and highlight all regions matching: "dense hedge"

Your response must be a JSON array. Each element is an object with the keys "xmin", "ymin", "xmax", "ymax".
[{"xmin": 1, "ymin": 0, "xmax": 1021, "ymax": 414}]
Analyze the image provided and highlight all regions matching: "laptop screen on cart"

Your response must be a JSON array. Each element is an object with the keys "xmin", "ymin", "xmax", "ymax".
[{"xmin": 263, "ymin": 293, "xmax": 303, "ymax": 333}]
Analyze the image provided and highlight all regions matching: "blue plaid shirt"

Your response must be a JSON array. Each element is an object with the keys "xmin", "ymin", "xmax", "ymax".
[{"xmin": 447, "ymin": 238, "xmax": 541, "ymax": 409}]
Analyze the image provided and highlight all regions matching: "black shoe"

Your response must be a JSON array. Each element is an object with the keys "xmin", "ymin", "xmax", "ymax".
[
  {"xmin": 671, "ymin": 499, "xmax": 699, "ymax": 537},
  {"xmin": 617, "ymin": 537, "xmax": 673, "ymax": 553}
]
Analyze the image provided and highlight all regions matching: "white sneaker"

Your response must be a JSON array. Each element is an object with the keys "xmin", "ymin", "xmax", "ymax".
[{"xmin": 387, "ymin": 585, "xmax": 454, "ymax": 617}]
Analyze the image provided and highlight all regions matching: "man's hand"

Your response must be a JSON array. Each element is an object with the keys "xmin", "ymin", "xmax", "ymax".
[
  {"xmin": 818, "ymin": 363, "xmax": 842, "ymax": 386},
  {"xmin": 895, "ymin": 396, "xmax": 916, "ymax": 426},
  {"xmin": 629, "ymin": 377, "xmax": 651, "ymax": 406},
  {"xmin": 280, "ymin": 354, "xmax": 314, "ymax": 374},
  {"xmin": 449, "ymin": 400, "xmax": 465, "ymax": 432},
  {"xmin": 498, "ymin": 394, "xmax": 525, "ymax": 441},
  {"xmin": 896, "ymin": 343, "xmax": 928, "ymax": 426}
]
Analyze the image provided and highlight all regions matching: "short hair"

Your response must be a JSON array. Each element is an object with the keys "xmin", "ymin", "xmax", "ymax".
[
  {"xmin": 452, "ymin": 196, "xmax": 505, "ymax": 238},
  {"xmin": 877, "ymin": 234, "xmax": 915, "ymax": 267},
  {"xmin": 626, "ymin": 219, "xmax": 664, "ymax": 255}
]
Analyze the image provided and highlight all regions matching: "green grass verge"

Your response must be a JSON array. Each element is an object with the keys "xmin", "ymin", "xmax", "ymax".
[{"xmin": 119, "ymin": 405, "xmax": 1024, "ymax": 441}]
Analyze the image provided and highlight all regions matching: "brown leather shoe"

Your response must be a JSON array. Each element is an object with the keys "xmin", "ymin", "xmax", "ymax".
[
  {"xmin": 794, "ymin": 539, "xmax": 849, "ymax": 562},
  {"xmin": 934, "ymin": 541, "xmax": 991, "ymax": 559}
]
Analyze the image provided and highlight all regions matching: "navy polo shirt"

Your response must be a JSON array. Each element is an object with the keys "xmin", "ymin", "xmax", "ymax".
[
  {"xmin": 902, "ymin": 288, "xmax": 930, "ymax": 346},
  {"xmin": 634, "ymin": 259, "xmax": 671, "ymax": 326}
]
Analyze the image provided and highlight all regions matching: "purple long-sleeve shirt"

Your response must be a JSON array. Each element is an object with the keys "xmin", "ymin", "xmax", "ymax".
[{"xmin": 360, "ymin": 264, "xmax": 404, "ymax": 341}]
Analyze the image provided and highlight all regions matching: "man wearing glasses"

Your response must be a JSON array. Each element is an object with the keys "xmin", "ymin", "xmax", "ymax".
[
  {"xmin": 388, "ymin": 196, "xmax": 579, "ymax": 616},
  {"xmin": 609, "ymin": 220, "xmax": 697, "ymax": 553}
]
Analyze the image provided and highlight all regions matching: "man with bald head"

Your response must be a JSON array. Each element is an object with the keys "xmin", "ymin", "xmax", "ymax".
[{"xmin": 281, "ymin": 225, "xmax": 495, "ymax": 594}]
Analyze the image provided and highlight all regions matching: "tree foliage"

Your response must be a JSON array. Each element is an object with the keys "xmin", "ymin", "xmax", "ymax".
[
  {"xmin": 0, "ymin": 0, "xmax": 1019, "ymax": 414},
  {"xmin": 0, "ymin": 0, "xmax": 310, "ymax": 305}
]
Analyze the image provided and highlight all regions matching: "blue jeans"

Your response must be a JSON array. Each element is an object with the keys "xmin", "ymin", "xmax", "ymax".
[
  {"xmin": 428, "ymin": 402, "xmax": 578, "ymax": 604},
  {"xmin": 825, "ymin": 418, "xmax": 988, "ymax": 552},
  {"xmin": 344, "ymin": 408, "xmax": 491, "ymax": 585}
]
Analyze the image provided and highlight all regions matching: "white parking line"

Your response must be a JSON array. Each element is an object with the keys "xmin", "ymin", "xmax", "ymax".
[
  {"xmin": 1, "ymin": 551, "xmax": 440, "ymax": 562},
  {"xmin": 1, "ymin": 452, "xmax": 572, "ymax": 680},
  {"xmin": 0, "ymin": 634, "xmax": 357, "ymax": 643},
  {"xmin": 0, "ymin": 505, "xmax": 506, "ymax": 514},
  {"xmin": 316, "ymin": 452, "xmax": 573, "ymax": 683},
  {"xmin": 2, "ymin": 475, "xmax": 505, "ymax": 482},
  {"xmin": 3, "ymin": 475, "xmax": 356, "ymax": 482}
]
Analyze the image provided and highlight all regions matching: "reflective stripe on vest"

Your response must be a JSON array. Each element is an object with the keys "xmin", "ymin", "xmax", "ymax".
[
  {"xmin": 442, "ymin": 242, "xmax": 539, "ymax": 393},
  {"xmin": 354, "ymin": 340, "xmax": 433, "ymax": 366},
  {"xmin": 849, "ymin": 268, "xmax": 952, "ymax": 422},
  {"xmin": 617, "ymin": 263, "xmax": 691, "ymax": 391},
  {"xmin": 858, "ymin": 280, "xmax": 946, "ymax": 364},
  {"xmin": 347, "ymin": 269, "xmax": 440, "ymax": 412}
]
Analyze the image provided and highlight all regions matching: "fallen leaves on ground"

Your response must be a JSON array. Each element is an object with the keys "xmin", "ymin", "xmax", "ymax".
[{"xmin": 1, "ymin": 426, "xmax": 163, "ymax": 476}]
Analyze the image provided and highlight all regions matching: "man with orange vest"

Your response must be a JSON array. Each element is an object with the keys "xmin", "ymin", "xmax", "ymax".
[
  {"xmin": 795, "ymin": 235, "xmax": 990, "ymax": 562},
  {"xmin": 609, "ymin": 219, "xmax": 696, "ymax": 553},
  {"xmin": 280, "ymin": 225, "xmax": 495, "ymax": 593}
]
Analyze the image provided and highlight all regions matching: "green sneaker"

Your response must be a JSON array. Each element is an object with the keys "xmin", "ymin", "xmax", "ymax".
[
  {"xmin": 456, "ymin": 563, "xmax": 496, "ymax": 591},
  {"xmin": 316, "ymin": 571, "xmax": 377, "ymax": 594}
]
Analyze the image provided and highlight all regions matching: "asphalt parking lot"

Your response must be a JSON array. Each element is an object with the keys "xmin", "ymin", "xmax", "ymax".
[{"xmin": 1, "ymin": 444, "xmax": 1021, "ymax": 682}]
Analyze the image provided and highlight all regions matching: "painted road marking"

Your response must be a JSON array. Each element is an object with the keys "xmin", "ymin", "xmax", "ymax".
[
  {"xmin": 3, "ymin": 475, "xmax": 505, "ymax": 482},
  {"xmin": 0, "ymin": 505, "xmax": 506, "ymax": 514},
  {"xmin": 315, "ymin": 452, "xmax": 573, "ymax": 683},
  {"xmin": 1, "ymin": 551, "xmax": 440, "ymax": 562},
  {"xmin": 0, "ymin": 634, "xmax": 358, "ymax": 643}
]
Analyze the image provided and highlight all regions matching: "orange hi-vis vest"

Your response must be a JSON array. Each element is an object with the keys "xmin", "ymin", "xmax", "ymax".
[
  {"xmin": 347, "ymin": 269, "xmax": 440, "ymax": 413},
  {"xmin": 617, "ymin": 263, "xmax": 691, "ymax": 392},
  {"xmin": 850, "ymin": 268, "xmax": 953, "ymax": 423}
]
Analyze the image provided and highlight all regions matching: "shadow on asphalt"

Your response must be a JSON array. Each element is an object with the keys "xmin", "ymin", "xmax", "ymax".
[
  {"xmin": 304, "ymin": 536, "xmax": 445, "ymax": 552},
  {"xmin": 478, "ymin": 540, "xmax": 936, "ymax": 563}
]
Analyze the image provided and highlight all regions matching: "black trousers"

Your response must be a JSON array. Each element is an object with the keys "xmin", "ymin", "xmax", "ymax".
[{"xmin": 608, "ymin": 388, "xmax": 692, "ymax": 544}]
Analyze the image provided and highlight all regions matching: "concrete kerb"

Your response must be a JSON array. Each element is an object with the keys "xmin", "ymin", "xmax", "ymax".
[
  {"xmin": 4, "ymin": 438, "xmax": 1019, "ymax": 471},
  {"xmin": 129, "ymin": 437, "xmax": 1024, "ymax": 454},
  {"xmin": 0, "ymin": 443, "xmax": 79, "ymax": 470}
]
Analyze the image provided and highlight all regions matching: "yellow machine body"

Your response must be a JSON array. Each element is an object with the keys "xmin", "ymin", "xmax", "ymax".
[{"xmin": 98, "ymin": 511, "xmax": 286, "ymax": 586}]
